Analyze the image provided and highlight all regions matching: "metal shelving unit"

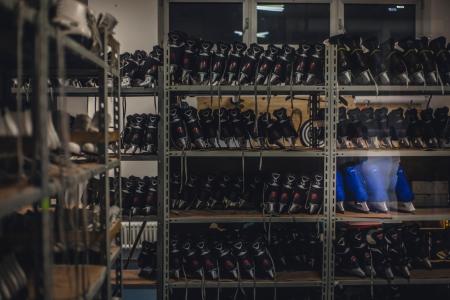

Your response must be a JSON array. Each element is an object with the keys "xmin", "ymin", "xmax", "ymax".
[
  {"xmin": 0, "ymin": 0, "xmax": 121, "ymax": 299},
  {"xmin": 151, "ymin": 2, "xmax": 450, "ymax": 299}
]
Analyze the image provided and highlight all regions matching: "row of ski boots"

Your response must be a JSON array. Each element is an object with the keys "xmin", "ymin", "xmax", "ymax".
[
  {"xmin": 169, "ymin": 31, "xmax": 324, "ymax": 86},
  {"xmin": 330, "ymin": 35, "xmax": 450, "ymax": 86},
  {"xmin": 336, "ymin": 224, "xmax": 432, "ymax": 280},
  {"xmin": 338, "ymin": 106, "xmax": 450, "ymax": 149},
  {"xmin": 170, "ymin": 172, "xmax": 323, "ymax": 215},
  {"xmin": 170, "ymin": 102, "xmax": 325, "ymax": 150},
  {"xmin": 122, "ymin": 176, "xmax": 158, "ymax": 216},
  {"xmin": 121, "ymin": 47, "xmax": 163, "ymax": 88},
  {"xmin": 122, "ymin": 113, "xmax": 160, "ymax": 154},
  {"xmin": 169, "ymin": 225, "xmax": 321, "ymax": 281},
  {"xmin": 336, "ymin": 158, "xmax": 414, "ymax": 213}
]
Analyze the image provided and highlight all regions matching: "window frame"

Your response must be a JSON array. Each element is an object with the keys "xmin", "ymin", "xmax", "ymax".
[
  {"xmin": 166, "ymin": 0, "xmax": 422, "ymax": 45},
  {"xmin": 338, "ymin": 0, "xmax": 422, "ymax": 37}
]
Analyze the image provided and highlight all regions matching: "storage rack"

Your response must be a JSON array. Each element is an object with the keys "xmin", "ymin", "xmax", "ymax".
[
  {"xmin": 0, "ymin": 0, "xmax": 121, "ymax": 299},
  {"xmin": 154, "ymin": 3, "xmax": 450, "ymax": 300},
  {"xmin": 327, "ymin": 45, "xmax": 450, "ymax": 296}
]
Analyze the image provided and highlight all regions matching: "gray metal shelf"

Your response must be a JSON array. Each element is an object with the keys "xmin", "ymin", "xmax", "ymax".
[
  {"xmin": 168, "ymin": 84, "xmax": 326, "ymax": 95},
  {"xmin": 335, "ymin": 149, "xmax": 450, "ymax": 157},
  {"xmin": 169, "ymin": 210, "xmax": 324, "ymax": 223},
  {"xmin": 338, "ymin": 85, "xmax": 450, "ymax": 96},
  {"xmin": 168, "ymin": 271, "xmax": 322, "ymax": 288},
  {"xmin": 122, "ymin": 215, "xmax": 158, "ymax": 222},
  {"xmin": 335, "ymin": 208, "xmax": 450, "ymax": 223},
  {"xmin": 121, "ymin": 154, "xmax": 159, "ymax": 161},
  {"xmin": 169, "ymin": 150, "xmax": 325, "ymax": 158},
  {"xmin": 335, "ymin": 268, "xmax": 450, "ymax": 286}
]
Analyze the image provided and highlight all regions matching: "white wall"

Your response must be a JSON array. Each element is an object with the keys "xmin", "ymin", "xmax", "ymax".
[{"xmin": 89, "ymin": 0, "xmax": 159, "ymax": 53}]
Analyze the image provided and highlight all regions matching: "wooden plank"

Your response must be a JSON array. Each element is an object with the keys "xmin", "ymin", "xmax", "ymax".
[{"xmin": 52, "ymin": 265, "xmax": 106, "ymax": 300}]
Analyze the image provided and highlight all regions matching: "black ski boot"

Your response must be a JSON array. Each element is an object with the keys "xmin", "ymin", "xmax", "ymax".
[
  {"xmin": 345, "ymin": 35, "xmax": 371, "ymax": 85},
  {"xmin": 224, "ymin": 42, "xmax": 247, "ymax": 85},
  {"xmin": 269, "ymin": 44, "xmax": 295, "ymax": 85},
  {"xmin": 403, "ymin": 224, "xmax": 432, "ymax": 269},
  {"xmin": 258, "ymin": 112, "xmax": 284, "ymax": 149},
  {"xmin": 170, "ymin": 173, "xmax": 182, "ymax": 209},
  {"xmin": 398, "ymin": 38, "xmax": 426, "ymax": 85},
  {"xmin": 181, "ymin": 38, "xmax": 199, "ymax": 85},
  {"xmin": 367, "ymin": 229, "xmax": 394, "ymax": 280},
  {"xmin": 182, "ymin": 239, "xmax": 204, "ymax": 278},
  {"xmin": 170, "ymin": 106, "xmax": 189, "ymax": 150},
  {"xmin": 278, "ymin": 174, "xmax": 297, "ymax": 214},
  {"xmin": 211, "ymin": 42, "xmax": 231, "ymax": 84},
  {"xmin": 288, "ymin": 175, "xmax": 310, "ymax": 214},
  {"xmin": 239, "ymin": 43, "xmax": 264, "ymax": 85},
  {"xmin": 381, "ymin": 39, "xmax": 410, "ymax": 85},
  {"xmin": 242, "ymin": 109, "xmax": 259, "ymax": 148},
  {"xmin": 195, "ymin": 175, "xmax": 216, "ymax": 209},
  {"xmin": 433, "ymin": 107, "xmax": 450, "ymax": 147},
  {"xmin": 255, "ymin": 44, "xmax": 280, "ymax": 85},
  {"xmin": 347, "ymin": 108, "xmax": 368, "ymax": 149},
  {"xmin": 273, "ymin": 107, "xmax": 297, "ymax": 148},
  {"xmin": 199, "ymin": 108, "xmax": 218, "ymax": 148},
  {"xmin": 213, "ymin": 240, "xmax": 238, "ymax": 279},
  {"xmin": 388, "ymin": 108, "xmax": 411, "ymax": 148},
  {"xmin": 232, "ymin": 239, "xmax": 256, "ymax": 279},
  {"xmin": 348, "ymin": 229, "xmax": 376, "ymax": 277},
  {"xmin": 214, "ymin": 107, "xmax": 234, "ymax": 148},
  {"xmin": 294, "ymin": 44, "xmax": 311, "ymax": 85},
  {"xmin": 195, "ymin": 40, "xmax": 213, "ymax": 85},
  {"xmin": 178, "ymin": 174, "xmax": 199, "ymax": 210},
  {"xmin": 385, "ymin": 227, "xmax": 411, "ymax": 278},
  {"xmin": 306, "ymin": 175, "xmax": 323, "ymax": 215},
  {"xmin": 305, "ymin": 44, "xmax": 325, "ymax": 85},
  {"xmin": 229, "ymin": 108, "xmax": 247, "ymax": 148},
  {"xmin": 182, "ymin": 106, "xmax": 206, "ymax": 149},
  {"xmin": 170, "ymin": 237, "xmax": 182, "ymax": 279},
  {"xmin": 405, "ymin": 108, "xmax": 426, "ymax": 148},
  {"xmin": 252, "ymin": 236, "xmax": 275, "ymax": 279},
  {"xmin": 329, "ymin": 34, "xmax": 352, "ymax": 85},
  {"xmin": 196, "ymin": 238, "xmax": 219, "ymax": 280},
  {"xmin": 417, "ymin": 37, "xmax": 439, "ymax": 85},
  {"xmin": 337, "ymin": 107, "xmax": 355, "ymax": 149},
  {"xmin": 264, "ymin": 172, "xmax": 281, "ymax": 215},
  {"xmin": 360, "ymin": 107, "xmax": 381, "ymax": 148},
  {"xmin": 143, "ymin": 114, "xmax": 160, "ymax": 154},
  {"xmin": 335, "ymin": 229, "xmax": 366, "ymax": 278},
  {"xmin": 375, "ymin": 107, "xmax": 393, "ymax": 148},
  {"xmin": 137, "ymin": 241, "xmax": 157, "ymax": 279},
  {"xmin": 209, "ymin": 174, "xmax": 231, "ymax": 209},
  {"xmin": 420, "ymin": 108, "xmax": 439, "ymax": 148},
  {"xmin": 143, "ymin": 176, "xmax": 158, "ymax": 215},
  {"xmin": 168, "ymin": 31, "xmax": 187, "ymax": 84},
  {"xmin": 430, "ymin": 37, "xmax": 450, "ymax": 85},
  {"xmin": 363, "ymin": 37, "xmax": 391, "ymax": 85}
]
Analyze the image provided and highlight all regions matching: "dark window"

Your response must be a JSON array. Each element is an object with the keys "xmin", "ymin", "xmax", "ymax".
[
  {"xmin": 169, "ymin": 2, "xmax": 243, "ymax": 43},
  {"xmin": 344, "ymin": 4, "xmax": 415, "ymax": 42},
  {"xmin": 257, "ymin": 3, "xmax": 330, "ymax": 44}
]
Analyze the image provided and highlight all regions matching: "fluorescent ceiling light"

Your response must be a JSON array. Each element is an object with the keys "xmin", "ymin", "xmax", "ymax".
[
  {"xmin": 234, "ymin": 30, "xmax": 243, "ymax": 36},
  {"xmin": 257, "ymin": 5, "xmax": 284, "ymax": 12},
  {"xmin": 257, "ymin": 31, "xmax": 269, "ymax": 38}
]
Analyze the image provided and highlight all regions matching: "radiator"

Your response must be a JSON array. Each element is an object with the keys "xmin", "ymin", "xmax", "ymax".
[{"xmin": 121, "ymin": 221, "xmax": 158, "ymax": 248}]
